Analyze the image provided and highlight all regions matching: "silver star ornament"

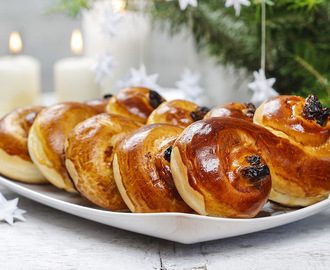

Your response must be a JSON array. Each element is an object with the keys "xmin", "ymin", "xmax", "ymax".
[
  {"xmin": 0, "ymin": 193, "xmax": 26, "ymax": 225},
  {"xmin": 91, "ymin": 51, "xmax": 117, "ymax": 85},
  {"xmin": 248, "ymin": 69, "xmax": 278, "ymax": 106},
  {"xmin": 225, "ymin": 0, "xmax": 251, "ymax": 16}
]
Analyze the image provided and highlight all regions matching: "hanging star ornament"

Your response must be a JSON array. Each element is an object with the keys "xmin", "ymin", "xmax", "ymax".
[
  {"xmin": 225, "ymin": 0, "xmax": 251, "ymax": 16},
  {"xmin": 99, "ymin": 5, "xmax": 123, "ymax": 38},
  {"xmin": 248, "ymin": 69, "xmax": 278, "ymax": 106},
  {"xmin": 167, "ymin": 0, "xmax": 198, "ymax": 10},
  {"xmin": 0, "ymin": 193, "xmax": 26, "ymax": 225},
  {"xmin": 175, "ymin": 68, "xmax": 204, "ymax": 102},
  {"xmin": 116, "ymin": 64, "xmax": 160, "ymax": 91},
  {"xmin": 91, "ymin": 51, "xmax": 117, "ymax": 85}
]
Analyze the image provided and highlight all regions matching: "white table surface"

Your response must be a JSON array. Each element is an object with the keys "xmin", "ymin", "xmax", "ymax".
[{"xmin": 1, "ymin": 183, "xmax": 330, "ymax": 270}]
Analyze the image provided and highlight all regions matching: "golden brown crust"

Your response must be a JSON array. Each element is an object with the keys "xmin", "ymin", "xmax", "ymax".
[
  {"xmin": 171, "ymin": 117, "xmax": 272, "ymax": 218},
  {"xmin": 0, "ymin": 106, "xmax": 47, "ymax": 183},
  {"xmin": 146, "ymin": 99, "xmax": 199, "ymax": 128},
  {"xmin": 106, "ymin": 87, "xmax": 166, "ymax": 124},
  {"xmin": 28, "ymin": 102, "xmax": 101, "ymax": 192},
  {"xmin": 113, "ymin": 123, "xmax": 193, "ymax": 213},
  {"xmin": 254, "ymin": 95, "xmax": 329, "ymax": 147},
  {"xmin": 204, "ymin": 102, "xmax": 255, "ymax": 122},
  {"xmin": 253, "ymin": 95, "xmax": 330, "ymax": 206},
  {"xmin": 84, "ymin": 97, "xmax": 111, "ymax": 112},
  {"xmin": 65, "ymin": 113, "xmax": 143, "ymax": 211}
]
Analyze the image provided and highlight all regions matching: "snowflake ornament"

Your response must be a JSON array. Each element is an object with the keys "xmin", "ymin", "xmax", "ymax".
[
  {"xmin": 167, "ymin": 0, "xmax": 198, "ymax": 10},
  {"xmin": 248, "ymin": 69, "xmax": 278, "ymax": 106},
  {"xmin": 91, "ymin": 51, "xmax": 117, "ymax": 85},
  {"xmin": 0, "ymin": 193, "xmax": 26, "ymax": 225},
  {"xmin": 99, "ymin": 6, "xmax": 123, "ymax": 38},
  {"xmin": 225, "ymin": 0, "xmax": 250, "ymax": 16},
  {"xmin": 175, "ymin": 68, "xmax": 204, "ymax": 102},
  {"xmin": 116, "ymin": 64, "xmax": 160, "ymax": 91}
]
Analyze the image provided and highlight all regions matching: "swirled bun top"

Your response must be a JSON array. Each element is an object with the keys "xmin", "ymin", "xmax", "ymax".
[
  {"xmin": 204, "ymin": 102, "xmax": 256, "ymax": 122},
  {"xmin": 65, "ymin": 113, "xmax": 143, "ymax": 211},
  {"xmin": 106, "ymin": 87, "xmax": 166, "ymax": 123},
  {"xmin": 253, "ymin": 95, "xmax": 330, "ymax": 207},
  {"xmin": 170, "ymin": 117, "xmax": 272, "ymax": 218},
  {"xmin": 113, "ymin": 123, "xmax": 193, "ymax": 213},
  {"xmin": 147, "ymin": 99, "xmax": 210, "ymax": 128},
  {"xmin": 254, "ymin": 95, "xmax": 330, "ymax": 147},
  {"xmin": 28, "ymin": 102, "xmax": 101, "ymax": 192},
  {"xmin": 0, "ymin": 106, "xmax": 47, "ymax": 183}
]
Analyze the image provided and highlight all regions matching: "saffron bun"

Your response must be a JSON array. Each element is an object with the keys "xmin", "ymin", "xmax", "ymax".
[
  {"xmin": 204, "ymin": 102, "xmax": 256, "ymax": 122},
  {"xmin": 84, "ymin": 95, "xmax": 112, "ymax": 112},
  {"xmin": 170, "ymin": 117, "xmax": 272, "ymax": 218},
  {"xmin": 0, "ymin": 106, "xmax": 47, "ymax": 184},
  {"xmin": 146, "ymin": 99, "xmax": 210, "ymax": 128},
  {"xmin": 106, "ymin": 87, "xmax": 166, "ymax": 124},
  {"xmin": 253, "ymin": 95, "xmax": 330, "ymax": 207},
  {"xmin": 28, "ymin": 102, "xmax": 101, "ymax": 193},
  {"xmin": 65, "ymin": 113, "xmax": 143, "ymax": 211},
  {"xmin": 113, "ymin": 123, "xmax": 193, "ymax": 213}
]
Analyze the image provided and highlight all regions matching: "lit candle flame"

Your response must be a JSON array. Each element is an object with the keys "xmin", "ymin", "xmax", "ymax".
[
  {"xmin": 71, "ymin": 29, "xmax": 83, "ymax": 55},
  {"xmin": 9, "ymin": 31, "xmax": 22, "ymax": 54},
  {"xmin": 112, "ymin": 0, "xmax": 126, "ymax": 13}
]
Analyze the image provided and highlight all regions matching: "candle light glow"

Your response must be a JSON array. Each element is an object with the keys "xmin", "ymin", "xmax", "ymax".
[
  {"xmin": 71, "ymin": 29, "xmax": 83, "ymax": 55},
  {"xmin": 112, "ymin": 0, "xmax": 126, "ymax": 13},
  {"xmin": 9, "ymin": 31, "xmax": 22, "ymax": 54}
]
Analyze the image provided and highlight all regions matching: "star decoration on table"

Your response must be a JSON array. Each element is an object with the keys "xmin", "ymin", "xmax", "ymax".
[
  {"xmin": 225, "ymin": 0, "xmax": 251, "ymax": 16},
  {"xmin": 248, "ymin": 69, "xmax": 278, "ymax": 106},
  {"xmin": 116, "ymin": 64, "xmax": 160, "ymax": 91},
  {"xmin": 91, "ymin": 51, "xmax": 117, "ymax": 85},
  {"xmin": 0, "ymin": 193, "xmax": 26, "ymax": 225},
  {"xmin": 99, "ymin": 6, "xmax": 123, "ymax": 38},
  {"xmin": 167, "ymin": 0, "xmax": 198, "ymax": 10},
  {"xmin": 175, "ymin": 68, "xmax": 204, "ymax": 102}
]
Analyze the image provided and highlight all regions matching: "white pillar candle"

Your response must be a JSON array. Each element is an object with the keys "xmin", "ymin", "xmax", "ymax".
[
  {"xmin": 54, "ymin": 30, "xmax": 101, "ymax": 102},
  {"xmin": 0, "ymin": 32, "xmax": 41, "ymax": 117},
  {"xmin": 82, "ymin": 0, "xmax": 150, "ymax": 94}
]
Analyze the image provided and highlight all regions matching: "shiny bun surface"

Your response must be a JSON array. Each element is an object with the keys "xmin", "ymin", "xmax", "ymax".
[
  {"xmin": 106, "ymin": 87, "xmax": 165, "ymax": 124},
  {"xmin": 65, "ymin": 113, "xmax": 143, "ymax": 211},
  {"xmin": 28, "ymin": 102, "xmax": 100, "ymax": 192},
  {"xmin": 0, "ymin": 106, "xmax": 47, "ymax": 183},
  {"xmin": 171, "ymin": 117, "xmax": 272, "ymax": 218},
  {"xmin": 113, "ymin": 123, "xmax": 193, "ymax": 213}
]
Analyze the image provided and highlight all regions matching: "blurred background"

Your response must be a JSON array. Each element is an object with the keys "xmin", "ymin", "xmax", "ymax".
[
  {"xmin": 0, "ymin": 0, "xmax": 329, "ymax": 117},
  {"xmin": 0, "ymin": 0, "xmax": 80, "ymax": 93}
]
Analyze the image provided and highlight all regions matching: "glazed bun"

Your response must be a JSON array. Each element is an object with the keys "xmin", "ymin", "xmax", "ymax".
[
  {"xmin": 170, "ymin": 117, "xmax": 272, "ymax": 218},
  {"xmin": 254, "ymin": 95, "xmax": 330, "ymax": 207},
  {"xmin": 204, "ymin": 102, "xmax": 255, "ymax": 122},
  {"xmin": 147, "ymin": 99, "xmax": 210, "ymax": 128},
  {"xmin": 65, "ymin": 113, "xmax": 143, "ymax": 211},
  {"xmin": 84, "ymin": 95, "xmax": 112, "ymax": 112},
  {"xmin": 28, "ymin": 102, "xmax": 101, "ymax": 192},
  {"xmin": 106, "ymin": 87, "xmax": 165, "ymax": 124},
  {"xmin": 113, "ymin": 123, "xmax": 193, "ymax": 213},
  {"xmin": 0, "ymin": 106, "xmax": 47, "ymax": 183}
]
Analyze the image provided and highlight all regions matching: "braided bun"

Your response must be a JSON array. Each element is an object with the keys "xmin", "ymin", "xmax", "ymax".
[
  {"xmin": 113, "ymin": 124, "xmax": 193, "ymax": 213},
  {"xmin": 171, "ymin": 117, "xmax": 272, "ymax": 218},
  {"xmin": 28, "ymin": 102, "xmax": 101, "ymax": 192},
  {"xmin": 147, "ymin": 99, "xmax": 210, "ymax": 128},
  {"xmin": 65, "ymin": 113, "xmax": 143, "ymax": 211},
  {"xmin": 254, "ymin": 95, "xmax": 330, "ymax": 206},
  {"xmin": 106, "ymin": 87, "xmax": 165, "ymax": 124},
  {"xmin": 0, "ymin": 106, "xmax": 47, "ymax": 183}
]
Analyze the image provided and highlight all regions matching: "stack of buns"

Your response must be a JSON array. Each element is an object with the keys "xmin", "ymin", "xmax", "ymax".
[{"xmin": 0, "ymin": 87, "xmax": 329, "ymax": 218}]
